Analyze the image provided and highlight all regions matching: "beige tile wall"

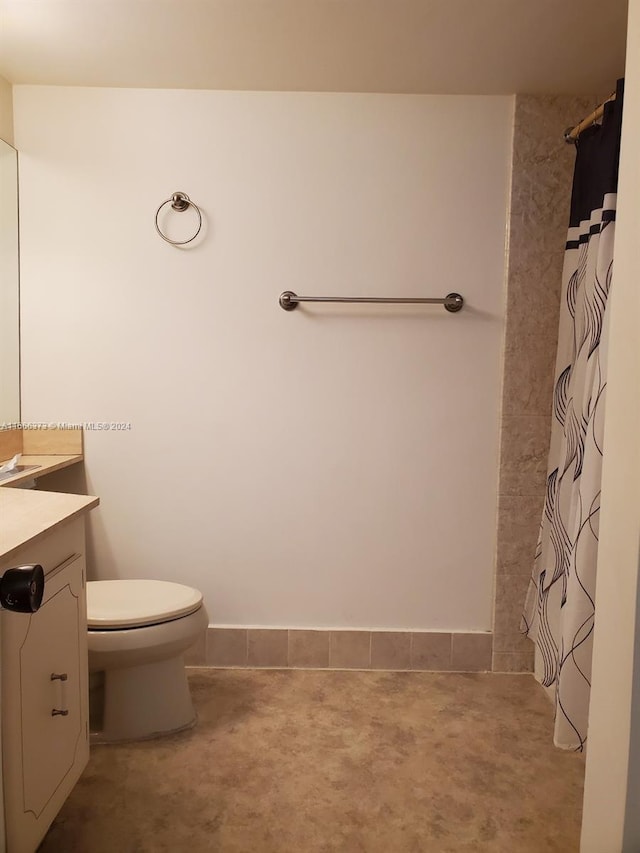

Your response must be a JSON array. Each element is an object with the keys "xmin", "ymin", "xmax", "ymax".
[
  {"xmin": 186, "ymin": 628, "xmax": 493, "ymax": 672},
  {"xmin": 492, "ymin": 94, "xmax": 602, "ymax": 672}
]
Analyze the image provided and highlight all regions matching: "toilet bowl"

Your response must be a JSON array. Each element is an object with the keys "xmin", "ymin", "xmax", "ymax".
[{"xmin": 87, "ymin": 579, "xmax": 208, "ymax": 743}]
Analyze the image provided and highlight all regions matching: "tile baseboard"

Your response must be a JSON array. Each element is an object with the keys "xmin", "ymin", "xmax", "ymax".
[{"xmin": 185, "ymin": 628, "xmax": 501, "ymax": 673}]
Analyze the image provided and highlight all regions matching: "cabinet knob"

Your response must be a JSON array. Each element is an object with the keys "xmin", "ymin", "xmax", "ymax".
[
  {"xmin": 51, "ymin": 673, "xmax": 68, "ymax": 682},
  {"xmin": 51, "ymin": 709, "xmax": 69, "ymax": 717}
]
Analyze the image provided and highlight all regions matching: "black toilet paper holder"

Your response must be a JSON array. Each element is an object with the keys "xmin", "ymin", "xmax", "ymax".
[{"xmin": 0, "ymin": 564, "xmax": 45, "ymax": 613}]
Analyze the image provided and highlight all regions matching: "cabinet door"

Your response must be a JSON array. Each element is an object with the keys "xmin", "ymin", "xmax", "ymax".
[{"xmin": 2, "ymin": 553, "xmax": 89, "ymax": 853}]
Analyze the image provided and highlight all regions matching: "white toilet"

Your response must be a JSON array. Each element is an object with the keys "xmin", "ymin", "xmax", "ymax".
[{"xmin": 87, "ymin": 579, "xmax": 208, "ymax": 743}]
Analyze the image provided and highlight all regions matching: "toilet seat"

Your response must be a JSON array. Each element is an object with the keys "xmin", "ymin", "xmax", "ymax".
[{"xmin": 87, "ymin": 579, "xmax": 203, "ymax": 629}]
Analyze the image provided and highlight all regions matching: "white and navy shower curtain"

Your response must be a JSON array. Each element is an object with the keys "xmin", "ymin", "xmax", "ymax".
[{"xmin": 522, "ymin": 79, "xmax": 624, "ymax": 751}]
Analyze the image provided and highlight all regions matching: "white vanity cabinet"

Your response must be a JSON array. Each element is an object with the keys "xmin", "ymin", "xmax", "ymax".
[{"xmin": 0, "ymin": 497, "xmax": 98, "ymax": 853}]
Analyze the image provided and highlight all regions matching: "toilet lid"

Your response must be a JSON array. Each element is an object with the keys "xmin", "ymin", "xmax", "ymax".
[{"xmin": 87, "ymin": 580, "xmax": 203, "ymax": 629}]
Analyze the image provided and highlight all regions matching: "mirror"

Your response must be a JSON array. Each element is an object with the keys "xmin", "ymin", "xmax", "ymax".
[{"xmin": 0, "ymin": 138, "xmax": 20, "ymax": 425}]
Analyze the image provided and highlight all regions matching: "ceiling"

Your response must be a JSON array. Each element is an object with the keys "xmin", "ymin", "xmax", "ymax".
[{"xmin": 0, "ymin": 0, "xmax": 629, "ymax": 94}]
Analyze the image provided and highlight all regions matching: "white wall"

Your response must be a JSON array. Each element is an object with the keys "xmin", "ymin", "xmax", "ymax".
[
  {"xmin": 14, "ymin": 87, "xmax": 512, "ymax": 630},
  {"xmin": 581, "ymin": 2, "xmax": 640, "ymax": 850},
  {"xmin": 0, "ymin": 75, "xmax": 13, "ymax": 145}
]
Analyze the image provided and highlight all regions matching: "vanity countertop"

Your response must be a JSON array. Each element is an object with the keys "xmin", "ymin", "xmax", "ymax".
[
  {"xmin": 0, "ymin": 488, "xmax": 99, "ymax": 563},
  {"xmin": 0, "ymin": 454, "xmax": 83, "ymax": 487}
]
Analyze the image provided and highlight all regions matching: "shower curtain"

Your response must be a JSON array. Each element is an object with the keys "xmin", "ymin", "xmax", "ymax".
[{"xmin": 522, "ymin": 79, "xmax": 624, "ymax": 751}]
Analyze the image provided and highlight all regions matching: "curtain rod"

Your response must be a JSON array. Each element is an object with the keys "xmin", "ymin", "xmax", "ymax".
[{"xmin": 564, "ymin": 91, "xmax": 617, "ymax": 144}]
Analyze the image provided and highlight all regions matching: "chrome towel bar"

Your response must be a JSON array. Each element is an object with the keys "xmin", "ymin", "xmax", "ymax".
[{"xmin": 279, "ymin": 291, "xmax": 464, "ymax": 313}]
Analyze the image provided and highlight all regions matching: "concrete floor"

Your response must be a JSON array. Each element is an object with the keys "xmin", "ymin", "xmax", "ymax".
[{"xmin": 40, "ymin": 669, "xmax": 585, "ymax": 852}]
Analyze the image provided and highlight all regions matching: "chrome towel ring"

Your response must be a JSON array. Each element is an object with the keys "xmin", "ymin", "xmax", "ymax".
[{"xmin": 155, "ymin": 191, "xmax": 202, "ymax": 245}]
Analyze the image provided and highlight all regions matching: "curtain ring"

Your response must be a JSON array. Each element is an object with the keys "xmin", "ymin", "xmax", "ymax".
[{"xmin": 155, "ymin": 192, "xmax": 203, "ymax": 245}]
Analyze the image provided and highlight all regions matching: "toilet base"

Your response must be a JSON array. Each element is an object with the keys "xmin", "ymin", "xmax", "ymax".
[{"xmin": 93, "ymin": 655, "xmax": 197, "ymax": 743}]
